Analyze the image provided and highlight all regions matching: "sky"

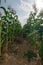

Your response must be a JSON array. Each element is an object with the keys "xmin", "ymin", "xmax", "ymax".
[{"xmin": 0, "ymin": 0, "xmax": 43, "ymax": 26}]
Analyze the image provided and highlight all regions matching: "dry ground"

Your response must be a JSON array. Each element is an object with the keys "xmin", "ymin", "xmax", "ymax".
[{"xmin": 0, "ymin": 39, "xmax": 41, "ymax": 65}]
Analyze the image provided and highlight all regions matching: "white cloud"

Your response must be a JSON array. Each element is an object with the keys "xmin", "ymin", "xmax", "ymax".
[
  {"xmin": 18, "ymin": 15, "xmax": 28, "ymax": 26},
  {"xmin": 19, "ymin": 0, "xmax": 34, "ymax": 26},
  {"xmin": 35, "ymin": 0, "xmax": 43, "ymax": 16},
  {"xmin": 36, "ymin": 0, "xmax": 43, "ymax": 11},
  {"xmin": 19, "ymin": 0, "xmax": 33, "ymax": 13}
]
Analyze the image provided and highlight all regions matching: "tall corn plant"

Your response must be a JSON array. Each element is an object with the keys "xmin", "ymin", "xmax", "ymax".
[
  {"xmin": 0, "ymin": 6, "xmax": 14, "ymax": 52},
  {"xmin": 0, "ymin": 6, "xmax": 9, "ymax": 52},
  {"xmin": 0, "ymin": 20, "xmax": 2, "ymax": 56},
  {"xmin": 23, "ymin": 5, "xmax": 43, "ymax": 46},
  {"xmin": 0, "ymin": 6, "xmax": 22, "ymax": 52}
]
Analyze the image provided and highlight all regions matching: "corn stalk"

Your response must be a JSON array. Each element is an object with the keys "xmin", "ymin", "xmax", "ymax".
[
  {"xmin": 5, "ymin": 22, "xmax": 8, "ymax": 52},
  {"xmin": 0, "ymin": 21, "xmax": 2, "ymax": 56}
]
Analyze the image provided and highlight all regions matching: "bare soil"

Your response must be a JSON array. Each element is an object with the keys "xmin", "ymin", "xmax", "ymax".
[{"xmin": 0, "ymin": 39, "xmax": 41, "ymax": 65}]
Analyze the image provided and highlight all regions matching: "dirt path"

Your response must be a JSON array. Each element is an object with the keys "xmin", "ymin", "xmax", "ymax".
[{"xmin": 0, "ymin": 39, "xmax": 41, "ymax": 65}]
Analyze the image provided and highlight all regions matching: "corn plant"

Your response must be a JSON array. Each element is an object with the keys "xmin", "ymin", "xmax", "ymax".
[
  {"xmin": 0, "ymin": 20, "xmax": 2, "ymax": 56},
  {"xmin": 0, "ymin": 6, "xmax": 22, "ymax": 53},
  {"xmin": 23, "ymin": 9, "xmax": 43, "ymax": 46}
]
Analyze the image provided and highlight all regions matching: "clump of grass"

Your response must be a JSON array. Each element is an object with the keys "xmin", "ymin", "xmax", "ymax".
[{"xmin": 24, "ymin": 50, "xmax": 37, "ymax": 61}]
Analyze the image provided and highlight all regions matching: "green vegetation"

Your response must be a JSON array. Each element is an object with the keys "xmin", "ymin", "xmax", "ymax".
[
  {"xmin": 24, "ymin": 50, "xmax": 37, "ymax": 61},
  {"xmin": 0, "ymin": 6, "xmax": 43, "ymax": 64},
  {"xmin": 0, "ymin": 20, "xmax": 2, "ymax": 56},
  {"xmin": 0, "ymin": 6, "xmax": 22, "ymax": 54},
  {"xmin": 39, "ymin": 42, "xmax": 43, "ymax": 60}
]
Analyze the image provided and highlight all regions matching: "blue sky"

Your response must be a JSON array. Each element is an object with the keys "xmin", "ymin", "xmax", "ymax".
[{"xmin": 0, "ymin": 0, "xmax": 35, "ymax": 26}]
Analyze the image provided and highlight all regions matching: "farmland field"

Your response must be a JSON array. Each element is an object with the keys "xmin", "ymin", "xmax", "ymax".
[{"xmin": 0, "ymin": 0, "xmax": 43, "ymax": 65}]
